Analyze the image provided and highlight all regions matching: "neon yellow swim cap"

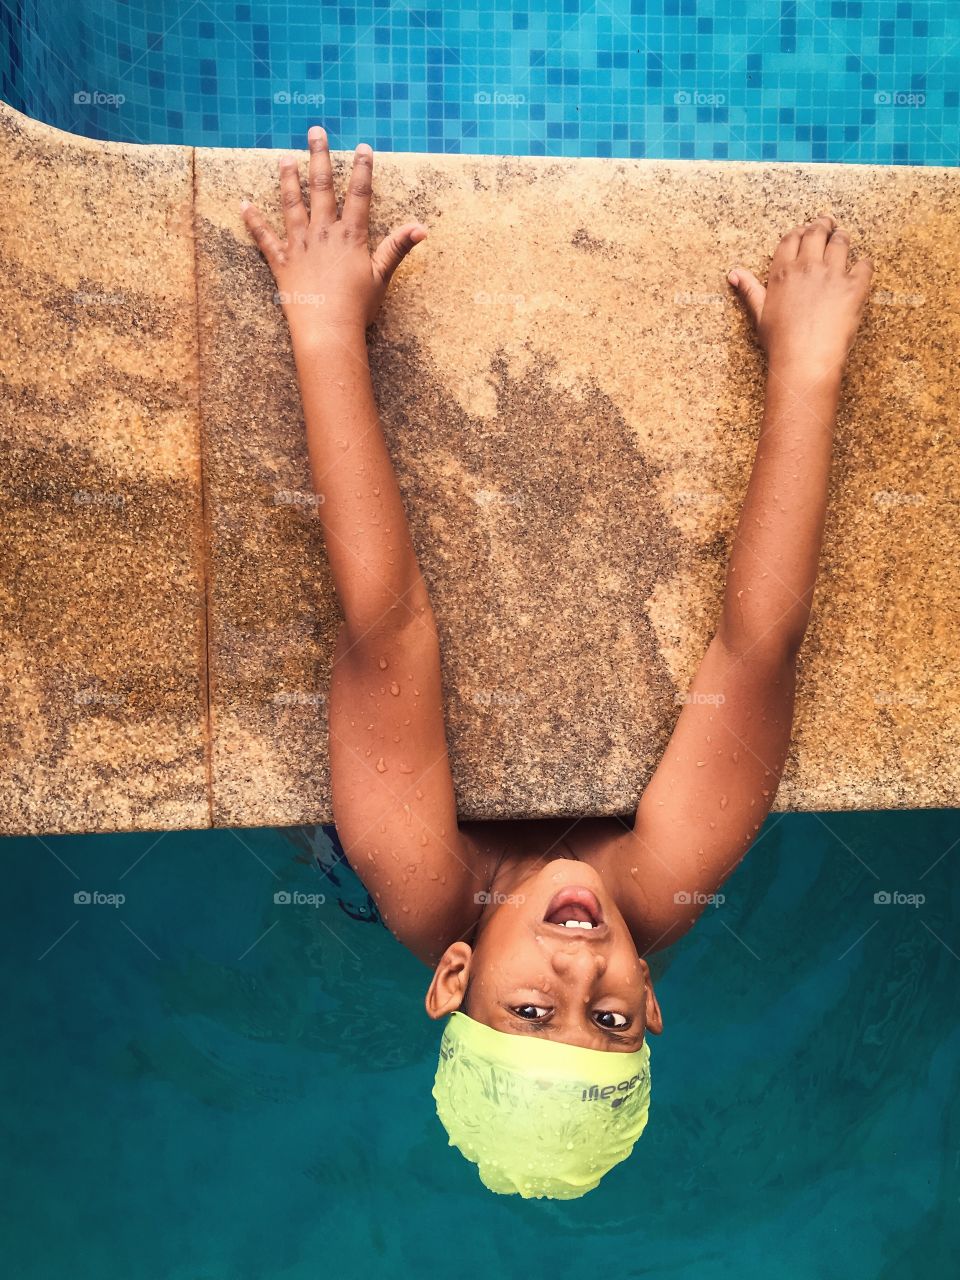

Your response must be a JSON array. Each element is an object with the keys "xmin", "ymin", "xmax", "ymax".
[{"xmin": 432, "ymin": 1011, "xmax": 652, "ymax": 1199}]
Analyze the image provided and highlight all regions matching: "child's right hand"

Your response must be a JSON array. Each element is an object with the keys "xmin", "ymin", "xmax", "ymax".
[
  {"xmin": 728, "ymin": 214, "xmax": 873, "ymax": 382},
  {"xmin": 240, "ymin": 126, "xmax": 427, "ymax": 343}
]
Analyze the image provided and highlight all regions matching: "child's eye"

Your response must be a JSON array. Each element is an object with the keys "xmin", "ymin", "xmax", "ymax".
[
  {"xmin": 594, "ymin": 1010, "xmax": 629, "ymax": 1029},
  {"xmin": 512, "ymin": 1004, "xmax": 551, "ymax": 1020}
]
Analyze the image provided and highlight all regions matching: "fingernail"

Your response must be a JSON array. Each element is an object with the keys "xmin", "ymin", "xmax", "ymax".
[
  {"xmin": 727, "ymin": 270, "xmax": 740, "ymax": 285},
  {"xmin": 239, "ymin": 199, "xmax": 251, "ymax": 211}
]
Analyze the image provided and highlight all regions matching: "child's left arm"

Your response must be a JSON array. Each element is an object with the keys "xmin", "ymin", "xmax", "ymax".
[{"xmin": 606, "ymin": 216, "xmax": 874, "ymax": 949}]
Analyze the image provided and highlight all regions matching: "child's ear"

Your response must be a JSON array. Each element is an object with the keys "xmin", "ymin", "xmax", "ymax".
[
  {"xmin": 639, "ymin": 959, "xmax": 664, "ymax": 1035},
  {"xmin": 424, "ymin": 942, "xmax": 472, "ymax": 1018}
]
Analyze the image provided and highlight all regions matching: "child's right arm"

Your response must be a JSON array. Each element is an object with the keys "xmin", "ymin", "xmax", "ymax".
[{"xmin": 242, "ymin": 130, "xmax": 490, "ymax": 963}]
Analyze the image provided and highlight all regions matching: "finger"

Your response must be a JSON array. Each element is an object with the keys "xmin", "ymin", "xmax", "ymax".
[
  {"xmin": 727, "ymin": 266, "xmax": 766, "ymax": 330},
  {"xmin": 240, "ymin": 201, "xmax": 285, "ymax": 266},
  {"xmin": 278, "ymin": 155, "xmax": 308, "ymax": 243},
  {"xmin": 848, "ymin": 256, "xmax": 874, "ymax": 290},
  {"xmin": 307, "ymin": 125, "xmax": 337, "ymax": 227},
  {"xmin": 341, "ymin": 143, "xmax": 373, "ymax": 237},
  {"xmin": 798, "ymin": 213, "xmax": 836, "ymax": 262},
  {"xmin": 371, "ymin": 222, "xmax": 428, "ymax": 287},
  {"xmin": 770, "ymin": 223, "xmax": 804, "ymax": 268},
  {"xmin": 823, "ymin": 225, "xmax": 850, "ymax": 270}
]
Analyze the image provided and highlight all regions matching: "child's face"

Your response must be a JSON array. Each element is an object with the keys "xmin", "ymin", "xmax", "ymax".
[{"xmin": 427, "ymin": 859, "xmax": 663, "ymax": 1050}]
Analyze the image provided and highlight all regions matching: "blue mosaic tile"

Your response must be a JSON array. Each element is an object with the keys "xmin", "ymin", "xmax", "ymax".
[{"xmin": 1, "ymin": 1, "xmax": 959, "ymax": 164}]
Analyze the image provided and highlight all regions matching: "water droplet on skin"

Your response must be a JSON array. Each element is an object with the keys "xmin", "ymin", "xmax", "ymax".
[
  {"xmin": 719, "ymin": 795, "xmax": 728, "ymax": 809},
  {"xmin": 379, "ymin": 824, "xmax": 386, "ymax": 833},
  {"xmin": 709, "ymin": 821, "xmax": 716, "ymax": 829},
  {"xmin": 373, "ymin": 486, "xmax": 380, "ymax": 495},
  {"xmin": 403, "ymin": 718, "xmax": 410, "ymax": 726},
  {"xmin": 440, "ymin": 876, "xmax": 447, "ymax": 885},
  {"xmin": 429, "ymin": 871, "xmax": 439, "ymax": 880},
  {"xmin": 367, "ymin": 852, "xmax": 374, "ymax": 861},
  {"xmin": 402, "ymin": 905, "xmax": 410, "ymax": 913},
  {"xmin": 403, "ymin": 804, "xmax": 412, "ymax": 824},
  {"xmin": 696, "ymin": 760, "xmax": 706, "ymax": 767},
  {"xmin": 762, "ymin": 789, "xmax": 770, "ymax": 797},
  {"xmin": 364, "ymin": 749, "xmax": 371, "ymax": 756},
  {"xmin": 385, "ymin": 879, "xmax": 392, "ymax": 887},
  {"xmin": 379, "ymin": 686, "xmax": 386, "ymax": 694},
  {"xmin": 750, "ymin": 799, "xmax": 755, "ymax": 806},
  {"xmin": 406, "ymin": 864, "xmax": 416, "ymax": 874},
  {"xmin": 378, "ymin": 657, "xmax": 388, "ymax": 670},
  {"xmin": 415, "ymin": 788, "xmax": 423, "ymax": 800},
  {"xmin": 390, "ymin": 682, "xmax": 401, "ymax": 696},
  {"xmin": 413, "ymin": 688, "xmax": 421, "ymax": 696},
  {"xmin": 393, "ymin": 734, "xmax": 401, "ymax": 743},
  {"xmin": 440, "ymin": 828, "xmax": 446, "ymax": 837},
  {"xmin": 376, "ymin": 757, "xmax": 387, "ymax": 772},
  {"xmin": 399, "ymin": 763, "xmax": 413, "ymax": 773},
  {"xmin": 732, "ymin": 751, "xmax": 739, "ymax": 763},
  {"xmin": 420, "ymin": 834, "xmax": 428, "ymax": 845}
]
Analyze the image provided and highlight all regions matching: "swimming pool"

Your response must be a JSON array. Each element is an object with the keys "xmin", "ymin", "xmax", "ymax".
[
  {"xmin": 2, "ymin": 2, "xmax": 959, "ymax": 1276},
  {"xmin": 4, "ymin": 0, "xmax": 960, "ymax": 162}
]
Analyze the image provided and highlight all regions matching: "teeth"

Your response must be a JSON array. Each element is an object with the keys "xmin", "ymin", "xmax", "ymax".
[{"xmin": 562, "ymin": 919, "xmax": 594, "ymax": 929}]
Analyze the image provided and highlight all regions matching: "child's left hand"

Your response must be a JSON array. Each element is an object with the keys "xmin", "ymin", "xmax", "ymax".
[{"xmin": 240, "ymin": 126, "xmax": 427, "ymax": 342}]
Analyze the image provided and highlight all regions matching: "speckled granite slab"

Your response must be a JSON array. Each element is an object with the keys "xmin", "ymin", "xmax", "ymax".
[
  {"xmin": 2, "ymin": 99, "xmax": 958, "ymax": 833},
  {"xmin": 196, "ymin": 146, "xmax": 959, "ymax": 823},
  {"xmin": 0, "ymin": 105, "xmax": 209, "ymax": 833}
]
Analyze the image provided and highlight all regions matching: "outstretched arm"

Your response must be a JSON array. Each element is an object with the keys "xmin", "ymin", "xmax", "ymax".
[
  {"xmin": 242, "ymin": 129, "xmax": 489, "ymax": 963},
  {"xmin": 608, "ymin": 215, "xmax": 874, "ymax": 950}
]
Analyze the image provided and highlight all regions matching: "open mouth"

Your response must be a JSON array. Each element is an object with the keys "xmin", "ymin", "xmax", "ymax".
[{"xmin": 543, "ymin": 886, "xmax": 605, "ymax": 931}]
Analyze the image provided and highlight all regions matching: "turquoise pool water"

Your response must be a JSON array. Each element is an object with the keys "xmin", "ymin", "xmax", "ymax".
[
  {"xmin": 2, "ymin": 811, "xmax": 958, "ymax": 1275},
  {"xmin": 2, "ymin": 2, "xmax": 959, "ymax": 1275}
]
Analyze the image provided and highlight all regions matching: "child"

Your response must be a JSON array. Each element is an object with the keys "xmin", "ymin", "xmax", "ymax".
[{"xmin": 241, "ymin": 127, "xmax": 873, "ymax": 1198}]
